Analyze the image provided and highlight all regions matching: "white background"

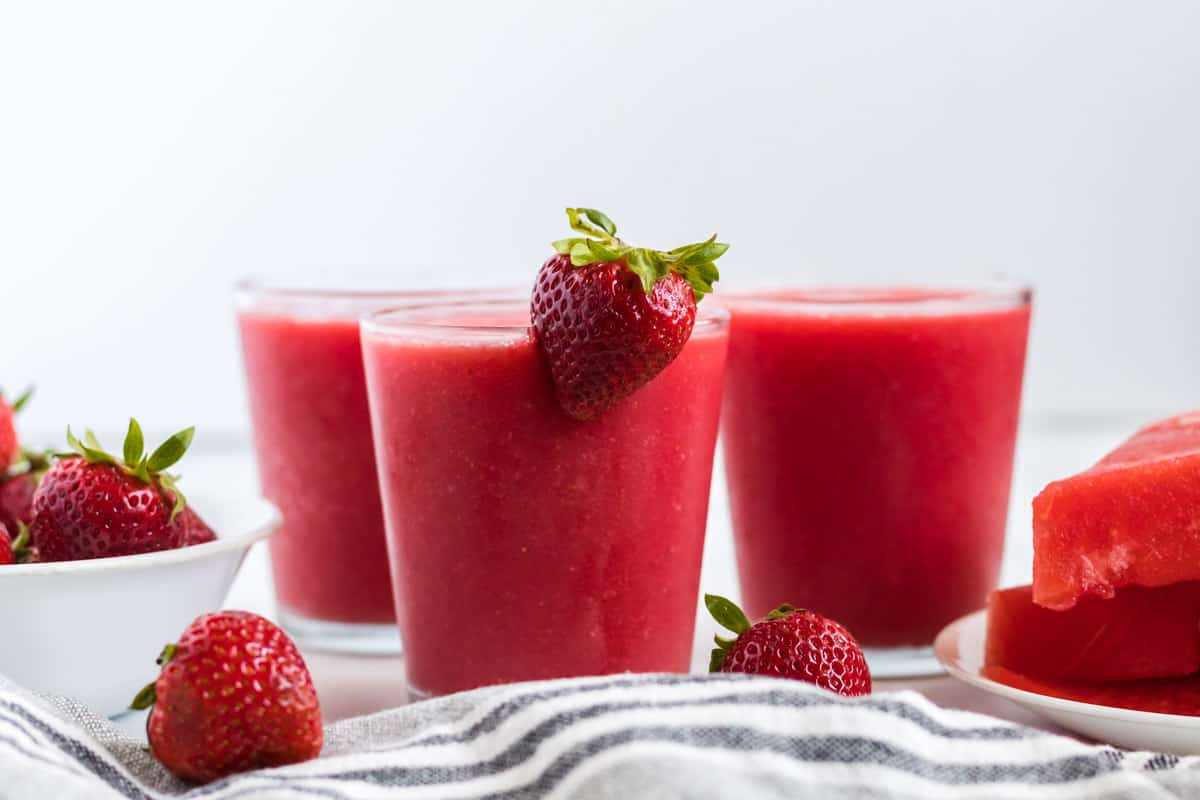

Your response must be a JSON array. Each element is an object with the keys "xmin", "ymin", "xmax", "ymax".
[{"xmin": 2, "ymin": 0, "xmax": 1199, "ymax": 446}]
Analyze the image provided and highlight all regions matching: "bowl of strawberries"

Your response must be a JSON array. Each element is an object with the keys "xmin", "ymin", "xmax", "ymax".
[{"xmin": 0, "ymin": 408, "xmax": 278, "ymax": 717}]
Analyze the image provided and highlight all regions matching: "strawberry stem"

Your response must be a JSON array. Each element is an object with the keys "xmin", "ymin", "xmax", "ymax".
[
  {"xmin": 61, "ymin": 420, "xmax": 195, "ymax": 522},
  {"xmin": 10, "ymin": 522, "xmax": 32, "ymax": 563},
  {"xmin": 551, "ymin": 207, "xmax": 727, "ymax": 300},
  {"xmin": 765, "ymin": 604, "xmax": 800, "ymax": 621}
]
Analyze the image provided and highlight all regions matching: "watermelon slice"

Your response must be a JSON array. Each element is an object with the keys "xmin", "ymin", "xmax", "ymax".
[
  {"xmin": 1033, "ymin": 411, "xmax": 1200, "ymax": 610},
  {"xmin": 985, "ymin": 582, "xmax": 1200, "ymax": 682}
]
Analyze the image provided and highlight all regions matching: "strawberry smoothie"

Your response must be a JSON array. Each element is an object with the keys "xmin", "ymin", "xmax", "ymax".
[
  {"xmin": 719, "ymin": 286, "xmax": 1031, "ymax": 675},
  {"xmin": 361, "ymin": 298, "xmax": 729, "ymax": 696},
  {"xmin": 236, "ymin": 284, "xmax": 513, "ymax": 652}
]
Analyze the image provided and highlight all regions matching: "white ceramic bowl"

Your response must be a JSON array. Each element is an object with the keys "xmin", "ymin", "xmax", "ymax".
[{"xmin": 0, "ymin": 496, "xmax": 278, "ymax": 717}]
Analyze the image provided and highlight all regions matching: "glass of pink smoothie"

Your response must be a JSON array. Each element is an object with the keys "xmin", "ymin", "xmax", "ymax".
[
  {"xmin": 235, "ymin": 282, "xmax": 515, "ymax": 653},
  {"xmin": 361, "ymin": 297, "xmax": 729, "ymax": 696},
  {"xmin": 719, "ymin": 283, "xmax": 1032, "ymax": 677}
]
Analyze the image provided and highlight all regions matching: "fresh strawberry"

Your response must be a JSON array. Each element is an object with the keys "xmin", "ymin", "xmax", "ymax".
[
  {"xmin": 1, "ymin": 444, "xmax": 51, "ymax": 535},
  {"xmin": 0, "ymin": 522, "xmax": 33, "ymax": 565},
  {"xmin": 0, "ymin": 387, "xmax": 32, "ymax": 469},
  {"xmin": 176, "ymin": 506, "xmax": 216, "ymax": 546},
  {"xmin": 0, "ymin": 408, "xmax": 16, "ymax": 470},
  {"xmin": 0, "ymin": 471, "xmax": 38, "ymax": 533},
  {"xmin": 706, "ymin": 594, "xmax": 872, "ymax": 697},
  {"xmin": 31, "ymin": 419, "xmax": 196, "ymax": 562},
  {"xmin": 531, "ymin": 208, "xmax": 728, "ymax": 420},
  {"xmin": 130, "ymin": 610, "xmax": 323, "ymax": 783}
]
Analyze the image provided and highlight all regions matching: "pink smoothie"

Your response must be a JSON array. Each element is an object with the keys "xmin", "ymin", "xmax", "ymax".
[
  {"xmin": 238, "ymin": 311, "xmax": 395, "ymax": 625},
  {"xmin": 720, "ymin": 288, "xmax": 1031, "ymax": 647},
  {"xmin": 361, "ymin": 302, "xmax": 728, "ymax": 696}
]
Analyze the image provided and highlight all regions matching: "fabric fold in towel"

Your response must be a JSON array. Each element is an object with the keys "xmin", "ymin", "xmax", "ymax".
[{"xmin": 2, "ymin": 671, "xmax": 1198, "ymax": 799}]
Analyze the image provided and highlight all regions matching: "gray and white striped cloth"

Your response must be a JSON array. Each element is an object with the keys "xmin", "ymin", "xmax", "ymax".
[{"xmin": 2, "ymin": 671, "xmax": 1198, "ymax": 799}]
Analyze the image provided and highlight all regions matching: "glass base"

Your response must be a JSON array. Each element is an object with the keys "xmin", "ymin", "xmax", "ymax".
[
  {"xmin": 863, "ymin": 645, "xmax": 944, "ymax": 678},
  {"xmin": 405, "ymin": 682, "xmax": 434, "ymax": 701},
  {"xmin": 277, "ymin": 606, "xmax": 402, "ymax": 656}
]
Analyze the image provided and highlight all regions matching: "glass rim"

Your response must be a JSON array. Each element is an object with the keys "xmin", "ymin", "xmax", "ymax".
[
  {"xmin": 717, "ymin": 279, "xmax": 1033, "ymax": 314},
  {"xmin": 234, "ymin": 277, "xmax": 524, "ymax": 304},
  {"xmin": 361, "ymin": 296, "xmax": 730, "ymax": 340}
]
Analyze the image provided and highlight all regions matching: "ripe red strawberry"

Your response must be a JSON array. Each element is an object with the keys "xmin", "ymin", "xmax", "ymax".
[
  {"xmin": 0, "ymin": 409, "xmax": 16, "ymax": 470},
  {"xmin": 31, "ymin": 419, "xmax": 197, "ymax": 562},
  {"xmin": 130, "ymin": 611, "xmax": 323, "ymax": 783},
  {"xmin": 0, "ymin": 387, "xmax": 32, "ymax": 469},
  {"xmin": 706, "ymin": 594, "xmax": 872, "ymax": 696},
  {"xmin": 0, "ymin": 522, "xmax": 33, "ymax": 565},
  {"xmin": 0, "ymin": 470, "xmax": 38, "ymax": 533},
  {"xmin": 0, "ymin": 523, "xmax": 11, "ymax": 565},
  {"xmin": 176, "ymin": 506, "xmax": 217, "ymax": 546},
  {"xmin": 531, "ymin": 208, "xmax": 728, "ymax": 420}
]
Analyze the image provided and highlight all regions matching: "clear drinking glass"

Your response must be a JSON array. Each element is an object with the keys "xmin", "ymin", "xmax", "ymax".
[
  {"xmin": 235, "ymin": 281, "xmax": 516, "ymax": 653},
  {"xmin": 361, "ymin": 298, "xmax": 729, "ymax": 696},
  {"xmin": 718, "ymin": 282, "xmax": 1032, "ymax": 677}
]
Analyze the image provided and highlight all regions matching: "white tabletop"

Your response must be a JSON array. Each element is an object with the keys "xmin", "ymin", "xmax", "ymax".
[{"xmin": 119, "ymin": 419, "xmax": 1132, "ymax": 741}]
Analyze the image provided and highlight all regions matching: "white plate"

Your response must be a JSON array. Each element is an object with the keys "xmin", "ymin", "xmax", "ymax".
[{"xmin": 934, "ymin": 609, "xmax": 1200, "ymax": 754}]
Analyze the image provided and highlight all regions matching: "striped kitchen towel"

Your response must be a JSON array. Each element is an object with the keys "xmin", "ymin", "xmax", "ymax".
[{"xmin": 2, "ymin": 671, "xmax": 1199, "ymax": 799}]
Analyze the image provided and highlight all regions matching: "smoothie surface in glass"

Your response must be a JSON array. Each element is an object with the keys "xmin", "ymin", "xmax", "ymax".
[
  {"xmin": 720, "ymin": 287, "xmax": 1031, "ymax": 647},
  {"xmin": 239, "ymin": 309, "xmax": 395, "ymax": 625},
  {"xmin": 362, "ymin": 301, "xmax": 728, "ymax": 696}
]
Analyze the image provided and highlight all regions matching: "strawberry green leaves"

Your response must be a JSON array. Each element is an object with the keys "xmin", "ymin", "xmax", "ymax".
[
  {"xmin": 706, "ymin": 594, "xmax": 813, "ymax": 674},
  {"xmin": 706, "ymin": 593, "xmax": 752, "ymax": 673},
  {"xmin": 63, "ymin": 419, "xmax": 195, "ymax": 521},
  {"xmin": 129, "ymin": 643, "xmax": 180, "ymax": 711},
  {"xmin": 9, "ymin": 387, "xmax": 33, "ymax": 414},
  {"xmin": 124, "ymin": 418, "xmax": 145, "ymax": 466},
  {"xmin": 66, "ymin": 428, "xmax": 117, "ymax": 466},
  {"xmin": 569, "ymin": 207, "xmax": 617, "ymax": 237},
  {"xmin": 9, "ymin": 522, "xmax": 33, "ymax": 563},
  {"xmin": 706, "ymin": 593, "xmax": 752, "ymax": 635},
  {"xmin": 129, "ymin": 682, "xmax": 157, "ymax": 711},
  {"xmin": 147, "ymin": 427, "xmax": 194, "ymax": 474},
  {"xmin": 551, "ymin": 207, "xmax": 728, "ymax": 301},
  {"xmin": 668, "ymin": 236, "xmax": 727, "ymax": 300}
]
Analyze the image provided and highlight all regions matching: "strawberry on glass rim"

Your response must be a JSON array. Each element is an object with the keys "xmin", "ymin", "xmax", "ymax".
[{"xmin": 531, "ymin": 208, "xmax": 729, "ymax": 421}]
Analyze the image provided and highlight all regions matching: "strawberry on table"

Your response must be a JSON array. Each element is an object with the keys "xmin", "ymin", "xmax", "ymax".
[
  {"xmin": 706, "ymin": 593, "xmax": 872, "ymax": 696},
  {"xmin": 130, "ymin": 610, "xmax": 323, "ymax": 783},
  {"xmin": 531, "ymin": 207, "xmax": 728, "ymax": 420},
  {"xmin": 31, "ymin": 419, "xmax": 213, "ymax": 561}
]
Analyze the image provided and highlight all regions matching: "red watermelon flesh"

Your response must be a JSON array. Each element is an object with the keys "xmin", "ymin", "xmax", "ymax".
[
  {"xmin": 1033, "ymin": 411, "xmax": 1200, "ymax": 610},
  {"xmin": 983, "ymin": 665, "xmax": 1200, "ymax": 717},
  {"xmin": 985, "ymin": 582, "xmax": 1200, "ymax": 682}
]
